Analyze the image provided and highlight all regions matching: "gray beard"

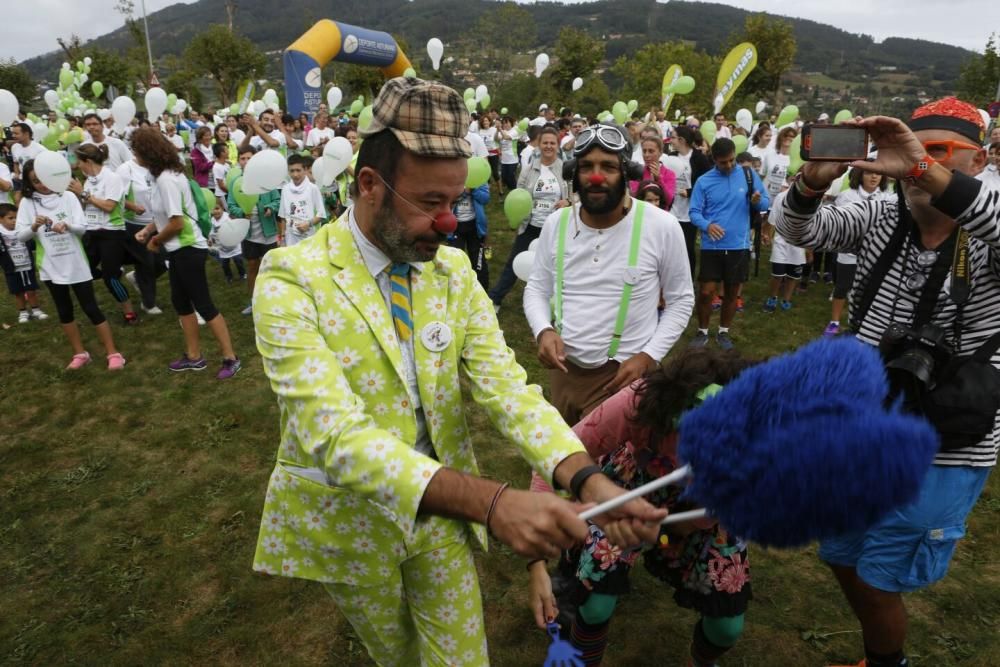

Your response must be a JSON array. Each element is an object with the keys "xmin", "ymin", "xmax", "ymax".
[{"xmin": 371, "ymin": 199, "xmax": 438, "ymax": 263}]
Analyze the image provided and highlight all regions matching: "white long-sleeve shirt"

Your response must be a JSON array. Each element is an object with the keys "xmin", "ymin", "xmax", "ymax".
[{"xmin": 523, "ymin": 202, "xmax": 694, "ymax": 368}]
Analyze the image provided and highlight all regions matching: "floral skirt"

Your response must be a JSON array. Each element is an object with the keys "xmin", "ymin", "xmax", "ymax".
[{"xmin": 558, "ymin": 442, "xmax": 752, "ymax": 618}]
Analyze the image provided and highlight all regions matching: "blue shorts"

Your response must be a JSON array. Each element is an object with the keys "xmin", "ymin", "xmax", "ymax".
[{"xmin": 819, "ymin": 465, "xmax": 990, "ymax": 593}]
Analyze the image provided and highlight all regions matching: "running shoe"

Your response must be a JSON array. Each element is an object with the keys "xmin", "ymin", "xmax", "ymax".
[
  {"xmin": 823, "ymin": 322, "xmax": 841, "ymax": 337},
  {"xmin": 169, "ymin": 354, "xmax": 207, "ymax": 372},
  {"xmin": 142, "ymin": 304, "xmax": 163, "ymax": 315},
  {"xmin": 716, "ymin": 331, "xmax": 735, "ymax": 350},
  {"xmin": 689, "ymin": 331, "xmax": 710, "ymax": 348},
  {"xmin": 780, "ymin": 300, "xmax": 793, "ymax": 311},
  {"xmin": 124, "ymin": 312, "xmax": 140, "ymax": 326},
  {"xmin": 217, "ymin": 357, "xmax": 241, "ymax": 380},
  {"xmin": 241, "ymin": 304, "xmax": 253, "ymax": 316},
  {"xmin": 31, "ymin": 307, "xmax": 49, "ymax": 320},
  {"xmin": 763, "ymin": 296, "xmax": 778, "ymax": 313},
  {"xmin": 18, "ymin": 310, "xmax": 29, "ymax": 324},
  {"xmin": 107, "ymin": 352, "xmax": 126, "ymax": 370},
  {"xmin": 67, "ymin": 352, "xmax": 91, "ymax": 370}
]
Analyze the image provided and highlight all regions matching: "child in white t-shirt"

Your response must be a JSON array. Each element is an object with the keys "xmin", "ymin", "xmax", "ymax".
[
  {"xmin": 211, "ymin": 143, "xmax": 230, "ymax": 202},
  {"xmin": 0, "ymin": 203, "xmax": 47, "ymax": 322},
  {"xmin": 208, "ymin": 204, "xmax": 246, "ymax": 283},
  {"xmin": 278, "ymin": 154, "xmax": 326, "ymax": 247}
]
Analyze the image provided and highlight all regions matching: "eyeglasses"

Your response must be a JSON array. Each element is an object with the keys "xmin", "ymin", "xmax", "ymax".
[
  {"xmin": 922, "ymin": 140, "xmax": 982, "ymax": 161},
  {"xmin": 904, "ymin": 249, "xmax": 939, "ymax": 291},
  {"xmin": 574, "ymin": 124, "xmax": 628, "ymax": 156}
]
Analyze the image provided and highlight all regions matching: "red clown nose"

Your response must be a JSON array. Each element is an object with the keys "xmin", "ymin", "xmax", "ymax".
[
  {"xmin": 587, "ymin": 173, "xmax": 607, "ymax": 187},
  {"xmin": 432, "ymin": 212, "xmax": 458, "ymax": 235}
]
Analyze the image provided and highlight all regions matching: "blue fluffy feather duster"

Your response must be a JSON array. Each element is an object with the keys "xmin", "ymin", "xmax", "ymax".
[{"xmin": 677, "ymin": 336, "xmax": 939, "ymax": 548}]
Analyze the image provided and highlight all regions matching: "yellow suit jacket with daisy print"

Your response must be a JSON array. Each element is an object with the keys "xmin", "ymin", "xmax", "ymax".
[{"xmin": 252, "ymin": 216, "xmax": 586, "ymax": 585}]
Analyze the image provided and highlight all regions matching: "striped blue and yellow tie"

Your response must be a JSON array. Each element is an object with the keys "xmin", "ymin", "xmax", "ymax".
[{"xmin": 388, "ymin": 263, "xmax": 413, "ymax": 341}]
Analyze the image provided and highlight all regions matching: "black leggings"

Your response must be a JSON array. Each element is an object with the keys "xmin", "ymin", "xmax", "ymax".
[
  {"xmin": 448, "ymin": 218, "xmax": 488, "ymax": 290},
  {"xmin": 501, "ymin": 163, "xmax": 518, "ymax": 192},
  {"xmin": 168, "ymin": 246, "xmax": 220, "ymax": 321},
  {"xmin": 84, "ymin": 229, "xmax": 131, "ymax": 304},
  {"xmin": 487, "ymin": 154, "xmax": 500, "ymax": 183},
  {"xmin": 679, "ymin": 221, "xmax": 698, "ymax": 282},
  {"xmin": 125, "ymin": 222, "xmax": 167, "ymax": 309},
  {"xmin": 45, "ymin": 280, "xmax": 106, "ymax": 325}
]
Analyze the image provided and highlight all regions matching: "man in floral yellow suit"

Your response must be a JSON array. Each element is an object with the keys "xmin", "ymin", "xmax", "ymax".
[{"xmin": 251, "ymin": 77, "xmax": 665, "ymax": 667}]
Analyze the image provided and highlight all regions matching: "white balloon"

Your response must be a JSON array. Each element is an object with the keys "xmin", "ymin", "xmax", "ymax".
[
  {"xmin": 528, "ymin": 239, "xmax": 539, "ymax": 252},
  {"xmin": 62, "ymin": 62, "xmax": 70, "ymax": 70},
  {"xmin": 242, "ymin": 149, "xmax": 287, "ymax": 195},
  {"xmin": 327, "ymin": 86, "xmax": 342, "ymax": 110},
  {"xmin": 534, "ymin": 53, "xmax": 549, "ymax": 78},
  {"xmin": 0, "ymin": 89, "xmax": 19, "ymax": 126},
  {"xmin": 427, "ymin": 38, "xmax": 444, "ymax": 71},
  {"xmin": 512, "ymin": 251, "xmax": 536, "ymax": 282},
  {"xmin": 735, "ymin": 108, "xmax": 753, "ymax": 133},
  {"xmin": 755, "ymin": 100, "xmax": 767, "ymax": 115},
  {"xmin": 174, "ymin": 99, "xmax": 187, "ymax": 114},
  {"xmin": 675, "ymin": 109, "xmax": 681, "ymax": 119},
  {"xmin": 252, "ymin": 100, "xmax": 266, "ymax": 115},
  {"xmin": 572, "ymin": 77, "xmax": 583, "ymax": 92},
  {"xmin": 33, "ymin": 123, "xmax": 49, "ymax": 142},
  {"xmin": 44, "ymin": 90, "xmax": 60, "ymax": 111},
  {"xmin": 98, "ymin": 109, "xmax": 112, "ymax": 121},
  {"xmin": 111, "ymin": 95, "xmax": 136, "ymax": 128},
  {"xmin": 264, "ymin": 88, "xmax": 278, "ymax": 102},
  {"xmin": 83, "ymin": 57, "xmax": 92, "ymax": 66},
  {"xmin": 475, "ymin": 84, "xmax": 488, "ymax": 102},
  {"xmin": 145, "ymin": 87, "xmax": 167, "ymax": 119},
  {"xmin": 217, "ymin": 218, "xmax": 250, "ymax": 247},
  {"xmin": 34, "ymin": 150, "xmax": 73, "ymax": 193},
  {"xmin": 323, "ymin": 137, "xmax": 354, "ymax": 180},
  {"xmin": 713, "ymin": 93, "xmax": 725, "ymax": 115}
]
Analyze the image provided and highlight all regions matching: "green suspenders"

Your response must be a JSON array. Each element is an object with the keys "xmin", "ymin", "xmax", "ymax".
[{"xmin": 554, "ymin": 201, "xmax": 646, "ymax": 359}]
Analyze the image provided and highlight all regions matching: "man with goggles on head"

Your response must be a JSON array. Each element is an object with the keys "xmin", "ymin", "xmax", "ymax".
[
  {"xmin": 772, "ymin": 97, "xmax": 1000, "ymax": 667},
  {"xmin": 524, "ymin": 123, "xmax": 694, "ymax": 426}
]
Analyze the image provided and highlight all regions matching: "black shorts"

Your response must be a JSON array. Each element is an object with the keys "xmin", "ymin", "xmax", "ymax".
[
  {"xmin": 6, "ymin": 269, "xmax": 39, "ymax": 294},
  {"xmin": 699, "ymin": 249, "xmax": 750, "ymax": 285},
  {"xmin": 770, "ymin": 262, "xmax": 803, "ymax": 279},
  {"xmin": 834, "ymin": 263, "xmax": 857, "ymax": 299},
  {"xmin": 241, "ymin": 240, "xmax": 277, "ymax": 261}
]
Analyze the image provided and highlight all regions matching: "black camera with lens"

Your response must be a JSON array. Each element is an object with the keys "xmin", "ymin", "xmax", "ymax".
[{"xmin": 879, "ymin": 322, "xmax": 954, "ymax": 393}]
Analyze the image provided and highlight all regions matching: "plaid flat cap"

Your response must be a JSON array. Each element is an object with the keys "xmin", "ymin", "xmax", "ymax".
[{"xmin": 360, "ymin": 77, "xmax": 472, "ymax": 158}]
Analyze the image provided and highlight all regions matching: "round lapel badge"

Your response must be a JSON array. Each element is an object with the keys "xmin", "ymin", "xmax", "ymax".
[
  {"xmin": 421, "ymin": 321, "xmax": 452, "ymax": 352},
  {"xmin": 623, "ymin": 266, "xmax": 641, "ymax": 285}
]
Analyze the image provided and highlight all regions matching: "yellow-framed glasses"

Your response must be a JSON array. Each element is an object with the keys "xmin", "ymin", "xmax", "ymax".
[{"xmin": 922, "ymin": 140, "xmax": 982, "ymax": 161}]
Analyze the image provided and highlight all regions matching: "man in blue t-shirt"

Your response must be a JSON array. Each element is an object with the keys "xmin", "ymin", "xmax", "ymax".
[{"xmin": 689, "ymin": 138, "xmax": 769, "ymax": 349}]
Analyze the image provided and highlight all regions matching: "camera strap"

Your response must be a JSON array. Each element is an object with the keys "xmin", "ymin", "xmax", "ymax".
[{"xmin": 912, "ymin": 227, "xmax": 959, "ymax": 329}]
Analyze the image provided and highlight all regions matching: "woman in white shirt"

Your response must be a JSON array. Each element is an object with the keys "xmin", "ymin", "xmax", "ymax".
[
  {"xmin": 129, "ymin": 127, "xmax": 242, "ymax": 380},
  {"xmin": 824, "ymin": 170, "xmax": 892, "ymax": 336},
  {"xmin": 16, "ymin": 159, "xmax": 125, "ymax": 370},
  {"xmin": 748, "ymin": 124, "xmax": 772, "ymax": 169},
  {"xmin": 497, "ymin": 116, "xmax": 520, "ymax": 195},
  {"xmin": 118, "ymin": 158, "xmax": 167, "ymax": 314},
  {"xmin": 70, "ymin": 143, "xmax": 139, "ymax": 324}
]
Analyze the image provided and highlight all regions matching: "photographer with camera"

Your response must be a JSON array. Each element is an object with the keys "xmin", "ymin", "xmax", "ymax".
[{"xmin": 771, "ymin": 97, "xmax": 999, "ymax": 667}]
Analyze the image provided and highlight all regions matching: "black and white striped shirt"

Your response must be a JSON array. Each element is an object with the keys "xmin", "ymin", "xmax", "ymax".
[{"xmin": 774, "ymin": 172, "xmax": 1000, "ymax": 467}]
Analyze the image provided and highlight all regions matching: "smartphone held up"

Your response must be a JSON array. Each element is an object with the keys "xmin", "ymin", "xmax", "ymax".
[{"xmin": 800, "ymin": 124, "xmax": 870, "ymax": 162}]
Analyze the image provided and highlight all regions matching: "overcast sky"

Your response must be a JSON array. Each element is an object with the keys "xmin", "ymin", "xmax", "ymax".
[{"xmin": 4, "ymin": 0, "xmax": 991, "ymax": 63}]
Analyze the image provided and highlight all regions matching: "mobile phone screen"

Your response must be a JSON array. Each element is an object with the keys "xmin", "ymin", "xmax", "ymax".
[{"xmin": 808, "ymin": 127, "xmax": 868, "ymax": 160}]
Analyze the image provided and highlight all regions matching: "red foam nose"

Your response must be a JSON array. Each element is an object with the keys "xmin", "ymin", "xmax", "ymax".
[
  {"xmin": 432, "ymin": 212, "xmax": 458, "ymax": 236},
  {"xmin": 588, "ymin": 173, "xmax": 607, "ymax": 186}
]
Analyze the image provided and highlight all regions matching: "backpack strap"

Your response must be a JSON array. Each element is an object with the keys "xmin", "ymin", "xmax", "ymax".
[{"xmin": 553, "ymin": 206, "xmax": 573, "ymax": 334}]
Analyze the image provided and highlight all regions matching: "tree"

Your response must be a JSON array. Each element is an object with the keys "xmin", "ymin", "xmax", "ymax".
[
  {"xmin": 86, "ymin": 49, "xmax": 139, "ymax": 101},
  {"xmin": 957, "ymin": 34, "xmax": 1000, "ymax": 108},
  {"xmin": 469, "ymin": 3, "xmax": 536, "ymax": 92},
  {"xmin": 611, "ymin": 42, "xmax": 720, "ymax": 118},
  {"xmin": 183, "ymin": 25, "xmax": 266, "ymax": 105},
  {"xmin": 0, "ymin": 60, "xmax": 37, "ymax": 107},
  {"xmin": 162, "ymin": 55, "xmax": 204, "ymax": 112},
  {"xmin": 547, "ymin": 27, "xmax": 605, "ymax": 99},
  {"xmin": 726, "ymin": 14, "xmax": 797, "ymax": 99}
]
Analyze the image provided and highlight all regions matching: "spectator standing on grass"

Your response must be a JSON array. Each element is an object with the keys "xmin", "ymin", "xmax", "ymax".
[
  {"xmin": 129, "ymin": 127, "xmax": 241, "ymax": 379},
  {"xmin": 118, "ymin": 157, "xmax": 167, "ymax": 316},
  {"xmin": 759, "ymin": 127, "xmax": 805, "ymax": 313},
  {"xmin": 16, "ymin": 160, "xmax": 125, "ymax": 370},
  {"xmin": 449, "ymin": 180, "xmax": 491, "ymax": 290},
  {"xmin": 228, "ymin": 146, "xmax": 281, "ymax": 316},
  {"xmin": 81, "ymin": 113, "xmax": 133, "ymax": 171},
  {"xmin": 278, "ymin": 153, "xmax": 326, "ymax": 247},
  {"xmin": 208, "ymin": 202, "xmax": 245, "ymax": 283},
  {"xmin": 689, "ymin": 138, "xmax": 769, "ymax": 350},
  {"xmin": 497, "ymin": 116, "xmax": 520, "ymax": 195},
  {"xmin": 0, "ymin": 202, "xmax": 48, "ymax": 323},
  {"xmin": 10, "ymin": 123, "xmax": 43, "ymax": 178},
  {"xmin": 190, "ymin": 126, "xmax": 214, "ymax": 188},
  {"xmin": 670, "ymin": 126, "xmax": 711, "ymax": 282},
  {"xmin": 211, "ymin": 144, "xmax": 230, "ymax": 202}
]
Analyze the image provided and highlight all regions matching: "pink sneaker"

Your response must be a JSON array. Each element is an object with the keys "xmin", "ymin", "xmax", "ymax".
[
  {"xmin": 67, "ymin": 352, "xmax": 91, "ymax": 370},
  {"xmin": 107, "ymin": 352, "xmax": 126, "ymax": 370}
]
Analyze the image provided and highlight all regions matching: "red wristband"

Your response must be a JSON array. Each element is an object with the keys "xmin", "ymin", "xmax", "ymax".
[{"xmin": 905, "ymin": 155, "xmax": 936, "ymax": 183}]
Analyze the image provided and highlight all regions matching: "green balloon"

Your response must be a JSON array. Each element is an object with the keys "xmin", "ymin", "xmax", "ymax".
[
  {"xmin": 65, "ymin": 128, "xmax": 84, "ymax": 143},
  {"xmin": 41, "ymin": 133, "xmax": 61, "ymax": 150},
  {"xmin": 517, "ymin": 118, "xmax": 529, "ymax": 133},
  {"xmin": 76, "ymin": 61, "xmax": 85, "ymax": 73},
  {"xmin": 464, "ymin": 88, "xmax": 475, "ymax": 102},
  {"xmin": 464, "ymin": 98, "xmax": 477, "ymax": 114},
  {"xmin": 776, "ymin": 105, "xmax": 799, "ymax": 128},
  {"xmin": 226, "ymin": 166, "xmax": 242, "ymax": 190},
  {"xmin": 834, "ymin": 109, "xmax": 853, "ymax": 125},
  {"xmin": 350, "ymin": 99, "xmax": 363, "ymax": 116},
  {"xmin": 479, "ymin": 94, "xmax": 491, "ymax": 110},
  {"xmin": 788, "ymin": 135, "xmax": 804, "ymax": 176},
  {"xmin": 55, "ymin": 119, "xmax": 70, "ymax": 133},
  {"xmin": 232, "ymin": 177, "xmax": 259, "ymax": 213},
  {"xmin": 503, "ymin": 188, "xmax": 533, "ymax": 228},
  {"xmin": 465, "ymin": 156, "xmax": 491, "ymax": 189},
  {"xmin": 732, "ymin": 135, "xmax": 749, "ymax": 154},
  {"xmin": 59, "ymin": 69, "xmax": 74, "ymax": 89},
  {"xmin": 672, "ymin": 76, "xmax": 695, "ymax": 95},
  {"xmin": 167, "ymin": 93, "xmax": 178, "ymax": 109},
  {"xmin": 201, "ymin": 187, "xmax": 216, "ymax": 210},
  {"xmin": 500, "ymin": 107, "xmax": 508, "ymax": 115},
  {"xmin": 359, "ymin": 105, "xmax": 374, "ymax": 130},
  {"xmin": 229, "ymin": 103, "xmax": 240, "ymax": 115},
  {"xmin": 403, "ymin": 67, "xmax": 416, "ymax": 79},
  {"xmin": 91, "ymin": 81, "xmax": 104, "ymax": 98},
  {"xmin": 612, "ymin": 101, "xmax": 629, "ymax": 125},
  {"xmin": 701, "ymin": 120, "xmax": 717, "ymax": 144},
  {"xmin": 627, "ymin": 99, "xmax": 638, "ymax": 113},
  {"xmin": 179, "ymin": 130, "xmax": 189, "ymax": 145}
]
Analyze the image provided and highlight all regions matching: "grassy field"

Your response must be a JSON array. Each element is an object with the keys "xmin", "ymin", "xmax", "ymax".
[{"xmin": 2, "ymin": 195, "xmax": 998, "ymax": 666}]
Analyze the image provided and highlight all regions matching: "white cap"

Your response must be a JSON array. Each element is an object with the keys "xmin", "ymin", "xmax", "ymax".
[
  {"xmin": 538, "ymin": 103, "xmax": 549, "ymax": 112},
  {"xmin": 818, "ymin": 112, "xmax": 830, "ymax": 121}
]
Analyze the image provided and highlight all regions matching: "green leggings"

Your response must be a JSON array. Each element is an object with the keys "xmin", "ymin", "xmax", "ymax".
[{"xmin": 578, "ymin": 592, "xmax": 744, "ymax": 647}]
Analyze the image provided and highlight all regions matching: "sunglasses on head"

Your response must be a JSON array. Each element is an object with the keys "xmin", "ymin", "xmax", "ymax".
[{"xmin": 574, "ymin": 124, "xmax": 629, "ymax": 156}]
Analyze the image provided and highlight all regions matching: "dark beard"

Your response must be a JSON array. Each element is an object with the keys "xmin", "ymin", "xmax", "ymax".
[
  {"xmin": 579, "ymin": 176, "xmax": 627, "ymax": 215},
  {"xmin": 370, "ymin": 198, "xmax": 442, "ymax": 263}
]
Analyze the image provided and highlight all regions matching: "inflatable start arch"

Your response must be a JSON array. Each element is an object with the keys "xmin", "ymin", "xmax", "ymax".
[{"xmin": 284, "ymin": 20, "xmax": 412, "ymax": 118}]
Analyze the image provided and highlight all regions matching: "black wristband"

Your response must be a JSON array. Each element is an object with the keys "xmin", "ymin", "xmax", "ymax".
[{"xmin": 569, "ymin": 465, "xmax": 602, "ymax": 500}]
